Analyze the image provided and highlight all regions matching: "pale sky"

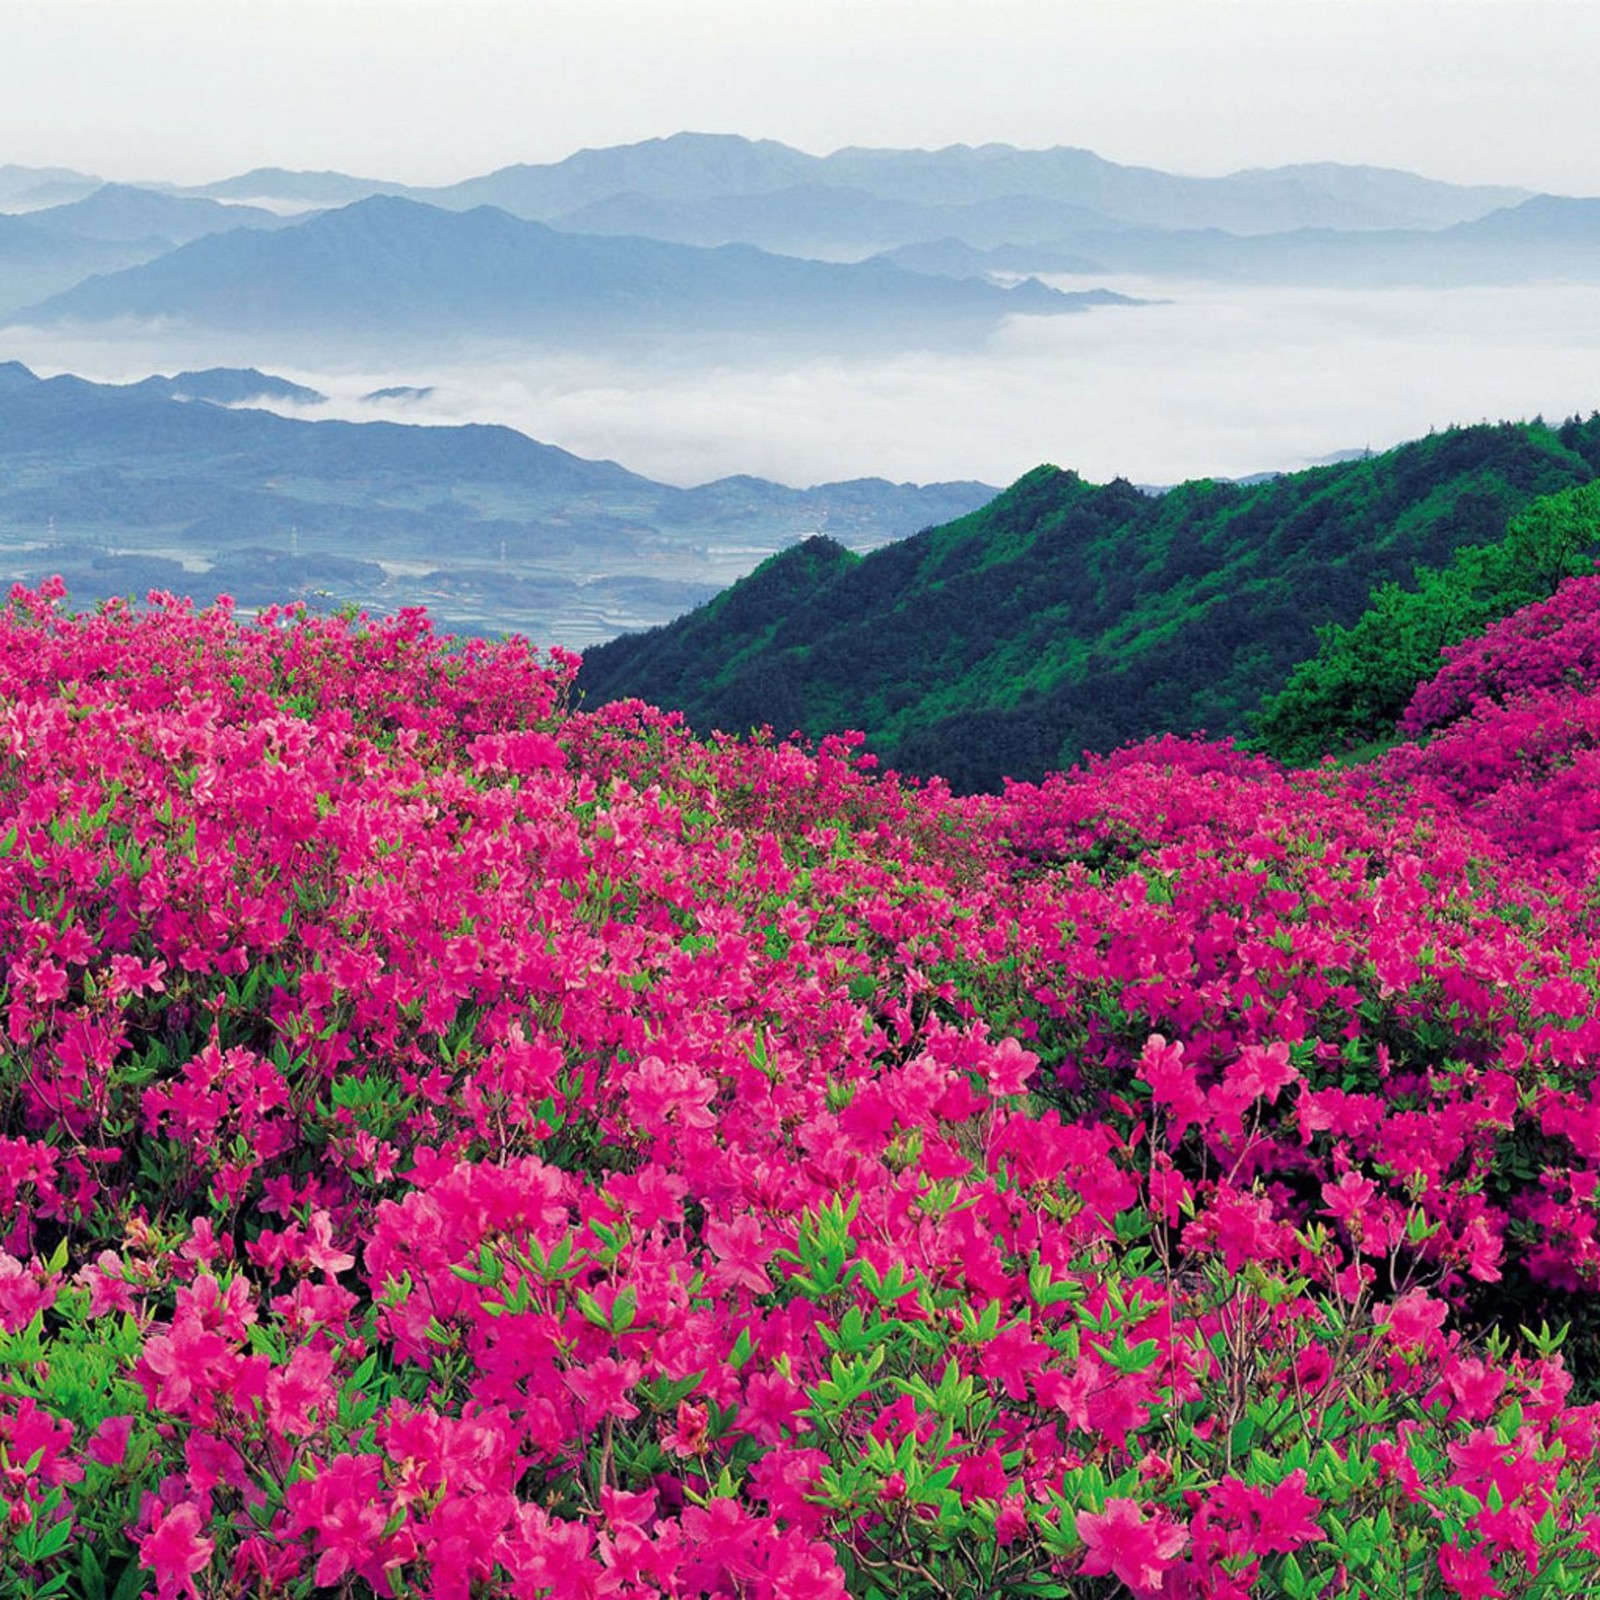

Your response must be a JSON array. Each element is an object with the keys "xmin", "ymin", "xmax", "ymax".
[{"xmin": 1, "ymin": 0, "xmax": 1596, "ymax": 194}]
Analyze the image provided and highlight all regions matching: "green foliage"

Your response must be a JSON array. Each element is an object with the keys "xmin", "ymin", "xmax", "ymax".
[
  {"xmin": 578, "ymin": 417, "xmax": 1600, "ymax": 791},
  {"xmin": 0, "ymin": 1284, "xmax": 150, "ymax": 1600},
  {"xmin": 1257, "ymin": 480, "xmax": 1600, "ymax": 763}
]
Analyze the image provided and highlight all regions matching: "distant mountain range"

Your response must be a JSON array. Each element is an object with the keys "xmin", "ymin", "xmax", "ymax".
[
  {"xmin": 0, "ymin": 210, "xmax": 158, "ymax": 319},
  {"xmin": 1030, "ymin": 194, "xmax": 1600, "ymax": 286},
  {"xmin": 0, "ymin": 361, "xmax": 995, "ymax": 645},
  {"xmin": 0, "ymin": 135, "xmax": 1589, "ymax": 348},
  {"xmin": 329, "ymin": 133, "xmax": 1534, "ymax": 236},
  {"xmin": 8, "ymin": 194, "xmax": 1130, "ymax": 352},
  {"xmin": 182, "ymin": 167, "xmax": 412, "ymax": 207},
  {"xmin": 0, "ymin": 164, "xmax": 105, "ymax": 210},
  {"xmin": 24, "ymin": 184, "xmax": 283, "ymax": 245},
  {"xmin": 0, "ymin": 185, "xmax": 282, "ymax": 317},
  {"xmin": 577, "ymin": 416, "xmax": 1600, "ymax": 790},
  {"xmin": 125, "ymin": 367, "xmax": 327, "ymax": 406}
]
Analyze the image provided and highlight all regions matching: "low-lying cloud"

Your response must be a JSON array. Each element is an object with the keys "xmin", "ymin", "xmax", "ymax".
[{"xmin": 6, "ymin": 280, "xmax": 1600, "ymax": 491}]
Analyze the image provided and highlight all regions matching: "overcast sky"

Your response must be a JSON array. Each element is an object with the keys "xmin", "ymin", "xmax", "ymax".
[{"xmin": 2, "ymin": 0, "xmax": 1597, "ymax": 193}]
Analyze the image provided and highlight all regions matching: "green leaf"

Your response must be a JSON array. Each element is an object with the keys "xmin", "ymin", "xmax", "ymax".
[
  {"xmin": 611, "ymin": 1285, "xmax": 638, "ymax": 1333},
  {"xmin": 31, "ymin": 1512, "xmax": 75, "ymax": 1560},
  {"xmin": 574, "ymin": 1289, "xmax": 610, "ymax": 1330}
]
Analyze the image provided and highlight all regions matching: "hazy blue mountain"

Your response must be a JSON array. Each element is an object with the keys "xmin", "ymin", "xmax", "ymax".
[
  {"xmin": 1093, "ymin": 194, "xmax": 1600, "ymax": 284},
  {"xmin": 127, "ymin": 368, "xmax": 328, "ymax": 406},
  {"xmin": 1445, "ymin": 194, "xmax": 1600, "ymax": 255},
  {"xmin": 416, "ymin": 133, "xmax": 817, "ymax": 216},
  {"xmin": 0, "ymin": 164, "xmax": 104, "ymax": 210},
  {"xmin": 363, "ymin": 385, "xmax": 437, "ymax": 401},
  {"xmin": 180, "ymin": 167, "xmax": 416, "ymax": 208},
  {"xmin": 8, "ymin": 195, "xmax": 1115, "ymax": 351},
  {"xmin": 0, "ymin": 210, "xmax": 165, "ymax": 317},
  {"xmin": 26, "ymin": 184, "xmax": 283, "ymax": 245},
  {"xmin": 415, "ymin": 133, "xmax": 1528, "ymax": 236},
  {"xmin": 67, "ymin": 138, "xmax": 1550, "ymax": 301},
  {"xmin": 874, "ymin": 194, "xmax": 1600, "ymax": 285},
  {"xmin": 0, "ymin": 362, "xmax": 996, "ymax": 646},
  {"xmin": 819, "ymin": 146, "xmax": 1531, "ymax": 232},
  {"xmin": 653, "ymin": 473, "xmax": 996, "ymax": 538},
  {"xmin": 1220, "ymin": 161, "xmax": 1535, "ymax": 231},
  {"xmin": 548, "ymin": 183, "xmax": 1130, "ymax": 260},
  {"xmin": 0, "ymin": 361, "xmax": 649, "ymax": 490}
]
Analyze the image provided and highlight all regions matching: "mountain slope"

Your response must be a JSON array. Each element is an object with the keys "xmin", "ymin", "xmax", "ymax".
[
  {"xmin": 0, "ymin": 209, "xmax": 166, "ymax": 316},
  {"xmin": 577, "ymin": 419, "xmax": 1600, "ymax": 789},
  {"xmin": 420, "ymin": 133, "xmax": 816, "ymax": 215},
  {"xmin": 906, "ymin": 197, "xmax": 1600, "ymax": 286},
  {"xmin": 549, "ymin": 184, "xmax": 1134, "ymax": 260},
  {"xmin": 181, "ymin": 167, "xmax": 414, "ymax": 207},
  {"xmin": 125, "ymin": 367, "xmax": 328, "ymax": 407},
  {"xmin": 7, "ymin": 194, "xmax": 1106, "ymax": 350}
]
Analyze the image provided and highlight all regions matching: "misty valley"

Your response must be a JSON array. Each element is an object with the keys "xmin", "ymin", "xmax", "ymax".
[{"xmin": 0, "ymin": 360, "xmax": 993, "ymax": 648}]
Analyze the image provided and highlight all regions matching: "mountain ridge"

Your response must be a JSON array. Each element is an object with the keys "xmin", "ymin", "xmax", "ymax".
[
  {"xmin": 6, "ymin": 194, "xmax": 1114, "ymax": 349},
  {"xmin": 576, "ymin": 418, "xmax": 1600, "ymax": 790}
]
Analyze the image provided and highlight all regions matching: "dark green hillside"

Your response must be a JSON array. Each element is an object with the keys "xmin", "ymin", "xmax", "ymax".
[
  {"xmin": 1257, "ymin": 473, "xmax": 1600, "ymax": 763},
  {"xmin": 586, "ymin": 535, "xmax": 862, "ymax": 734},
  {"xmin": 577, "ymin": 417, "xmax": 1600, "ymax": 789}
]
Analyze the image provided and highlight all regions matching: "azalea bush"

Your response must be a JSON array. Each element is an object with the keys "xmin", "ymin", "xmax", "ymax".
[
  {"xmin": 1, "ymin": 579, "xmax": 1600, "ymax": 1597},
  {"xmin": 1390, "ymin": 567, "xmax": 1600, "ymax": 882}
]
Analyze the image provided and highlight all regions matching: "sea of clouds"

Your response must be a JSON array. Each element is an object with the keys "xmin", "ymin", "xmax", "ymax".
[{"xmin": 6, "ymin": 279, "xmax": 1600, "ymax": 491}]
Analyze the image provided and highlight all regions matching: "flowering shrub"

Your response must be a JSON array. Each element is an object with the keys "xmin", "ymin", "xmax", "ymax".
[
  {"xmin": 1394, "ymin": 569, "xmax": 1600, "ymax": 880},
  {"xmin": 1, "ymin": 580, "xmax": 1599, "ymax": 1597}
]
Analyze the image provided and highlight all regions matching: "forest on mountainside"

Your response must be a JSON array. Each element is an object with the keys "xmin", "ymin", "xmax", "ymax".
[{"xmin": 578, "ymin": 416, "xmax": 1600, "ymax": 789}]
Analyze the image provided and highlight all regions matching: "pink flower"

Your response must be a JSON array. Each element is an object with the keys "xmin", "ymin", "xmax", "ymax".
[
  {"xmin": 1252, "ymin": 1470, "xmax": 1325, "ymax": 1553},
  {"xmin": 984, "ymin": 1036, "xmax": 1037, "ymax": 1096},
  {"xmin": 285, "ymin": 1452, "xmax": 393, "ymax": 1588},
  {"xmin": 0, "ymin": 1251, "xmax": 54, "ymax": 1333},
  {"xmin": 994, "ymin": 1495, "xmax": 1030, "ymax": 1546},
  {"xmin": 705, "ymin": 1213, "xmax": 775, "ymax": 1295},
  {"xmin": 86, "ymin": 1414, "xmax": 135, "ymax": 1467},
  {"xmin": 1137, "ymin": 1034, "xmax": 1206, "ymax": 1140},
  {"xmin": 1438, "ymin": 1540, "xmax": 1507, "ymax": 1600},
  {"xmin": 138, "ymin": 1502, "xmax": 214, "ymax": 1600},
  {"xmin": 666, "ymin": 1400, "xmax": 709, "ymax": 1458},
  {"xmin": 1227, "ymin": 1039, "xmax": 1297, "ymax": 1103},
  {"xmin": 304, "ymin": 1209, "xmax": 356, "ymax": 1276},
  {"xmin": 953, "ymin": 1445, "xmax": 1009, "ymax": 1505},
  {"xmin": 1445, "ymin": 1356, "xmax": 1508, "ymax": 1423},
  {"xmin": 1077, "ymin": 1497, "xmax": 1187, "ymax": 1597},
  {"xmin": 977, "ymin": 1318, "xmax": 1043, "ymax": 1404},
  {"xmin": 566, "ymin": 1357, "xmax": 642, "ymax": 1429}
]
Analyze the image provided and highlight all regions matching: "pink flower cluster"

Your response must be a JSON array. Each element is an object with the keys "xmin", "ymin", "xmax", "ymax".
[
  {"xmin": 0, "ymin": 581, "xmax": 1598, "ymax": 1597},
  {"xmin": 1393, "ymin": 568, "xmax": 1600, "ymax": 880}
]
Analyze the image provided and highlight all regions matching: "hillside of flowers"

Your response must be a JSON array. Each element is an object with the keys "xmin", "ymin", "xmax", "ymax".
[{"xmin": 4, "ymin": 575, "xmax": 1600, "ymax": 1599}]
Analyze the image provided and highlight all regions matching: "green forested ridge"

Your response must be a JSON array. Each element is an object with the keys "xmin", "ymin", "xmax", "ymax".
[
  {"xmin": 576, "ymin": 415, "xmax": 1600, "ymax": 790},
  {"xmin": 1257, "ymin": 475, "xmax": 1600, "ymax": 764}
]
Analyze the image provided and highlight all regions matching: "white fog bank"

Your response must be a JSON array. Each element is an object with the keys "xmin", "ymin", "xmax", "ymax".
[{"xmin": 5, "ymin": 281, "xmax": 1600, "ymax": 490}]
